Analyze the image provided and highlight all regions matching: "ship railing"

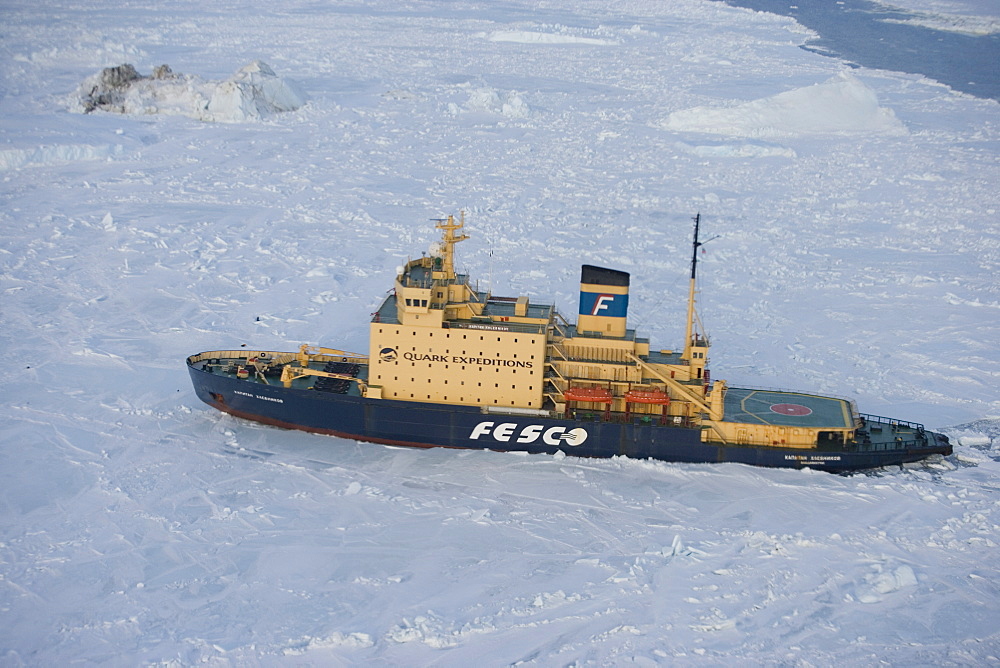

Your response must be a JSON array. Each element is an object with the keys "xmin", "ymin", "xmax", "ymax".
[
  {"xmin": 371, "ymin": 295, "xmax": 400, "ymax": 324},
  {"xmin": 545, "ymin": 363, "xmax": 568, "ymax": 383},
  {"xmin": 400, "ymin": 272, "xmax": 473, "ymax": 291},
  {"xmin": 731, "ymin": 383, "xmax": 858, "ymax": 403},
  {"xmin": 572, "ymin": 410, "xmax": 694, "ymax": 429},
  {"xmin": 857, "ymin": 413, "xmax": 925, "ymax": 431},
  {"xmin": 853, "ymin": 436, "xmax": 933, "ymax": 452},
  {"xmin": 570, "ymin": 328, "xmax": 640, "ymax": 342},
  {"xmin": 694, "ymin": 431, "xmax": 932, "ymax": 452},
  {"xmin": 731, "ymin": 385, "xmax": 860, "ymax": 416},
  {"xmin": 188, "ymin": 349, "xmax": 368, "ymax": 370},
  {"xmin": 547, "ymin": 341, "xmax": 570, "ymax": 361},
  {"xmin": 187, "ymin": 350, "xmax": 291, "ymax": 365},
  {"xmin": 553, "ymin": 310, "xmax": 572, "ymax": 328},
  {"xmin": 448, "ymin": 320, "xmax": 544, "ymax": 334},
  {"xmin": 545, "ymin": 381, "xmax": 568, "ymax": 401}
]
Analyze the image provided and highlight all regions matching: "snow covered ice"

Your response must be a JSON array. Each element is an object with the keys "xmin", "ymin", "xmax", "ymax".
[
  {"xmin": 662, "ymin": 72, "xmax": 907, "ymax": 137},
  {"xmin": 1, "ymin": 0, "xmax": 998, "ymax": 665}
]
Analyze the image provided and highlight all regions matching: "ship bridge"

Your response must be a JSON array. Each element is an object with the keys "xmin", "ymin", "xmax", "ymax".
[{"xmin": 366, "ymin": 213, "xmax": 553, "ymax": 409}]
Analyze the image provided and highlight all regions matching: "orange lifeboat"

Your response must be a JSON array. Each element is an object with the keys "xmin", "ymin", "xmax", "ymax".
[
  {"xmin": 624, "ymin": 388, "xmax": 670, "ymax": 404},
  {"xmin": 563, "ymin": 385, "xmax": 613, "ymax": 420},
  {"xmin": 624, "ymin": 387, "xmax": 671, "ymax": 424},
  {"xmin": 563, "ymin": 386, "xmax": 613, "ymax": 403}
]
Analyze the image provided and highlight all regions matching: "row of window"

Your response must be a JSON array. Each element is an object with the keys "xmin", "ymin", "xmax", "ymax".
[
  {"xmin": 387, "ymin": 363, "xmax": 535, "ymax": 373},
  {"xmin": 389, "ymin": 393, "xmax": 532, "ymax": 407},
  {"xmin": 388, "ymin": 346, "xmax": 533, "ymax": 359},
  {"xmin": 377, "ymin": 327, "xmax": 532, "ymax": 344},
  {"xmin": 377, "ymin": 375, "xmax": 535, "ymax": 390}
]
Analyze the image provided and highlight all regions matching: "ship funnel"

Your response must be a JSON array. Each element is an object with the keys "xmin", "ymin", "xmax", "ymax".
[{"xmin": 577, "ymin": 265, "xmax": 629, "ymax": 338}]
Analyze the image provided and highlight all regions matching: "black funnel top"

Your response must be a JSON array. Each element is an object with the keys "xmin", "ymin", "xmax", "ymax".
[{"xmin": 581, "ymin": 265, "xmax": 629, "ymax": 287}]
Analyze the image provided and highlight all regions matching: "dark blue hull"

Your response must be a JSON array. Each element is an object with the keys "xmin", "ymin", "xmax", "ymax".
[{"xmin": 188, "ymin": 363, "xmax": 951, "ymax": 473}]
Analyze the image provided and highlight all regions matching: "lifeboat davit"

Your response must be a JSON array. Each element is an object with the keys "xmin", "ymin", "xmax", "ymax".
[{"xmin": 624, "ymin": 387, "xmax": 670, "ymax": 424}]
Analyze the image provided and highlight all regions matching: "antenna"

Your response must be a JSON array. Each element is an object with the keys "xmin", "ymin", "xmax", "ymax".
[
  {"xmin": 690, "ymin": 213, "xmax": 701, "ymax": 280},
  {"xmin": 690, "ymin": 212, "xmax": 720, "ymax": 281},
  {"xmin": 683, "ymin": 213, "xmax": 718, "ymax": 361}
]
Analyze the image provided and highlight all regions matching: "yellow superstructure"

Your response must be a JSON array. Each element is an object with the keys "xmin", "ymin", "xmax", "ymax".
[
  {"xmin": 359, "ymin": 212, "xmax": 861, "ymax": 449},
  {"xmin": 364, "ymin": 213, "xmax": 731, "ymax": 427}
]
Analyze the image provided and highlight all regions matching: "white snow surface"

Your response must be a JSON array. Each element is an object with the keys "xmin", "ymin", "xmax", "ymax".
[
  {"xmin": 1, "ymin": 0, "xmax": 998, "ymax": 665},
  {"xmin": 485, "ymin": 30, "xmax": 619, "ymax": 46}
]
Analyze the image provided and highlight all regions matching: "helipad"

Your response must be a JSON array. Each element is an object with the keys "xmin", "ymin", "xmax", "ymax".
[{"xmin": 722, "ymin": 388, "xmax": 855, "ymax": 429}]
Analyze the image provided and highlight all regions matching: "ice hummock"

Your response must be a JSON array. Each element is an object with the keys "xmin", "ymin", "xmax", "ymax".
[{"xmin": 70, "ymin": 60, "xmax": 306, "ymax": 122}]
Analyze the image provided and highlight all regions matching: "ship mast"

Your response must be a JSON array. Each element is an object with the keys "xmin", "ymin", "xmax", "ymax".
[
  {"xmin": 433, "ymin": 211, "xmax": 469, "ymax": 279},
  {"xmin": 682, "ymin": 213, "xmax": 702, "ymax": 362}
]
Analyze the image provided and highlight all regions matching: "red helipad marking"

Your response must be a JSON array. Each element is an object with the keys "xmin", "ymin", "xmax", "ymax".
[{"xmin": 770, "ymin": 403, "xmax": 813, "ymax": 416}]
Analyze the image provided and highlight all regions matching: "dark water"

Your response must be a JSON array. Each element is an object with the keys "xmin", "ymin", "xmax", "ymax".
[{"xmin": 719, "ymin": 0, "xmax": 1000, "ymax": 101}]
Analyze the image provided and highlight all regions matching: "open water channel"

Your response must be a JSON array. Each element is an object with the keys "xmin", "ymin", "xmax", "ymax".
[{"xmin": 718, "ymin": 0, "xmax": 999, "ymax": 101}]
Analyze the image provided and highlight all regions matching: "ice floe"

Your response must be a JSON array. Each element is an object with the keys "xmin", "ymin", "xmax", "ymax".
[{"xmin": 663, "ymin": 72, "xmax": 907, "ymax": 137}]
